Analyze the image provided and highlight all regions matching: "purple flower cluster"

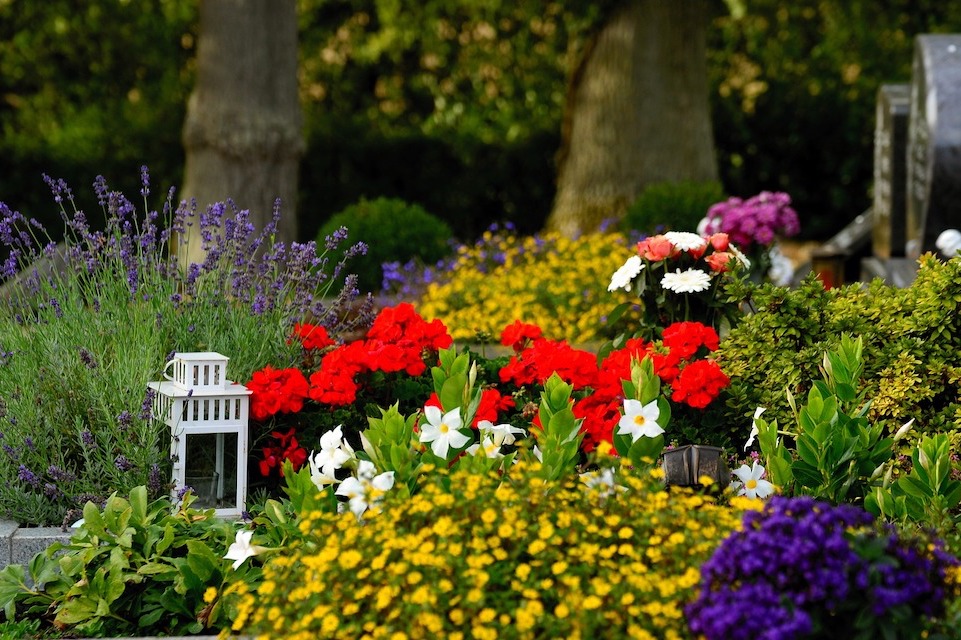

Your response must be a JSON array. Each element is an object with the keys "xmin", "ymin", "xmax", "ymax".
[
  {"xmin": 702, "ymin": 191, "xmax": 800, "ymax": 250},
  {"xmin": 686, "ymin": 496, "xmax": 959, "ymax": 640}
]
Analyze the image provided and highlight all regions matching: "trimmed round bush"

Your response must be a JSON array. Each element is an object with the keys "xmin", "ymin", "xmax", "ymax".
[
  {"xmin": 317, "ymin": 197, "xmax": 454, "ymax": 293},
  {"xmin": 622, "ymin": 180, "xmax": 725, "ymax": 235}
]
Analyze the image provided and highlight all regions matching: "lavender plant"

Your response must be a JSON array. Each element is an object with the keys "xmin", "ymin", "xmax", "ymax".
[
  {"xmin": 686, "ymin": 496, "xmax": 960, "ymax": 640},
  {"xmin": 0, "ymin": 169, "xmax": 371, "ymax": 525}
]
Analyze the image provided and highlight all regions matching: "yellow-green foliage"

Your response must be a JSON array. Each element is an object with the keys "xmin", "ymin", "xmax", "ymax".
[
  {"xmin": 416, "ymin": 229, "xmax": 638, "ymax": 344},
  {"xmin": 236, "ymin": 461, "xmax": 755, "ymax": 640},
  {"xmin": 717, "ymin": 254, "xmax": 961, "ymax": 446}
]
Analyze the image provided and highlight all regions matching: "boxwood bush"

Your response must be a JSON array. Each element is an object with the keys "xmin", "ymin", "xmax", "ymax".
[
  {"xmin": 714, "ymin": 254, "xmax": 961, "ymax": 448},
  {"xmin": 316, "ymin": 197, "xmax": 454, "ymax": 294}
]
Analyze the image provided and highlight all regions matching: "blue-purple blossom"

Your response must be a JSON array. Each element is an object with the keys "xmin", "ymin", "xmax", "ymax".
[
  {"xmin": 147, "ymin": 463, "xmax": 164, "ymax": 495},
  {"xmin": 80, "ymin": 429, "xmax": 97, "ymax": 449},
  {"xmin": 686, "ymin": 496, "xmax": 959, "ymax": 640},
  {"xmin": 114, "ymin": 455, "xmax": 133, "ymax": 472},
  {"xmin": 140, "ymin": 388, "xmax": 157, "ymax": 421},
  {"xmin": 78, "ymin": 347, "xmax": 97, "ymax": 369},
  {"xmin": 17, "ymin": 464, "xmax": 40, "ymax": 487}
]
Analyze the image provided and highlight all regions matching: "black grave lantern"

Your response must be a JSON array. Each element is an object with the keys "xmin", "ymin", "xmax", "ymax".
[{"xmin": 661, "ymin": 445, "xmax": 729, "ymax": 488}]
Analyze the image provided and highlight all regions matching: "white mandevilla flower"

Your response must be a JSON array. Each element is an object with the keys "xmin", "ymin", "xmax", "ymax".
[
  {"xmin": 308, "ymin": 425, "xmax": 354, "ymax": 489},
  {"xmin": 743, "ymin": 406, "xmax": 766, "ymax": 452},
  {"xmin": 608, "ymin": 255, "xmax": 644, "ymax": 292},
  {"xmin": 467, "ymin": 435, "xmax": 503, "ymax": 459},
  {"xmin": 336, "ymin": 460, "xmax": 395, "ymax": 518},
  {"xmin": 477, "ymin": 419, "xmax": 526, "ymax": 447},
  {"xmin": 731, "ymin": 462, "xmax": 775, "ymax": 499},
  {"xmin": 580, "ymin": 467, "xmax": 624, "ymax": 498},
  {"xmin": 224, "ymin": 530, "xmax": 268, "ymax": 571},
  {"xmin": 420, "ymin": 405, "xmax": 471, "ymax": 459},
  {"xmin": 661, "ymin": 268, "xmax": 712, "ymax": 294},
  {"xmin": 664, "ymin": 231, "xmax": 707, "ymax": 252},
  {"xmin": 617, "ymin": 398, "xmax": 664, "ymax": 441}
]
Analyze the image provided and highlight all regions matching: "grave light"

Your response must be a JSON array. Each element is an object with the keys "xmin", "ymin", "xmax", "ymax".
[
  {"xmin": 662, "ymin": 444, "xmax": 729, "ymax": 488},
  {"xmin": 148, "ymin": 352, "xmax": 251, "ymax": 518}
]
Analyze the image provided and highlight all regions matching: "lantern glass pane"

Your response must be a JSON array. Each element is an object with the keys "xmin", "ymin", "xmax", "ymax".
[{"xmin": 183, "ymin": 432, "xmax": 238, "ymax": 509}]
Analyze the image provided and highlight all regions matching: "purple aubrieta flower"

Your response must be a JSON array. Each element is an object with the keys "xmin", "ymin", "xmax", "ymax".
[{"xmin": 686, "ymin": 496, "xmax": 959, "ymax": 640}]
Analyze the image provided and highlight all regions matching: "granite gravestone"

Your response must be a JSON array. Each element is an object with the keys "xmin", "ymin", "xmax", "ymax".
[
  {"xmin": 872, "ymin": 84, "xmax": 910, "ymax": 258},
  {"xmin": 906, "ymin": 35, "xmax": 961, "ymax": 258}
]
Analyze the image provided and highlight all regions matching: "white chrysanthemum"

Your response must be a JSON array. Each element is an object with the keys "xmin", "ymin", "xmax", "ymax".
[
  {"xmin": 664, "ymin": 231, "xmax": 707, "ymax": 252},
  {"xmin": 729, "ymin": 245, "xmax": 751, "ymax": 270},
  {"xmin": 607, "ymin": 255, "xmax": 644, "ymax": 292},
  {"xmin": 660, "ymin": 268, "xmax": 712, "ymax": 294}
]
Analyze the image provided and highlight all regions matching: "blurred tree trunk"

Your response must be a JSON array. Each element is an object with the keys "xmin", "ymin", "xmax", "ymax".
[
  {"xmin": 547, "ymin": 0, "xmax": 718, "ymax": 237},
  {"xmin": 179, "ymin": 0, "xmax": 303, "ymax": 263}
]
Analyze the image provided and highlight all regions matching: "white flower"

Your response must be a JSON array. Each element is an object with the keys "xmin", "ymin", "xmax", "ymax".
[
  {"xmin": 336, "ymin": 463, "xmax": 396, "ymax": 518},
  {"xmin": 580, "ymin": 467, "xmax": 624, "ymax": 498},
  {"xmin": 477, "ymin": 419, "xmax": 526, "ymax": 447},
  {"xmin": 767, "ymin": 243, "xmax": 794, "ymax": 286},
  {"xmin": 660, "ymin": 268, "xmax": 712, "ymax": 294},
  {"xmin": 467, "ymin": 436, "xmax": 503, "ymax": 459},
  {"xmin": 936, "ymin": 229, "xmax": 961, "ymax": 257},
  {"xmin": 616, "ymin": 398, "xmax": 664, "ymax": 441},
  {"xmin": 743, "ymin": 406, "xmax": 766, "ymax": 452},
  {"xmin": 731, "ymin": 462, "xmax": 775, "ymax": 499},
  {"xmin": 419, "ymin": 405, "xmax": 471, "ymax": 460},
  {"xmin": 664, "ymin": 231, "xmax": 707, "ymax": 252},
  {"xmin": 608, "ymin": 255, "xmax": 644, "ymax": 292},
  {"xmin": 308, "ymin": 425, "xmax": 354, "ymax": 489},
  {"xmin": 729, "ymin": 245, "xmax": 751, "ymax": 270},
  {"xmin": 224, "ymin": 530, "xmax": 268, "ymax": 570}
]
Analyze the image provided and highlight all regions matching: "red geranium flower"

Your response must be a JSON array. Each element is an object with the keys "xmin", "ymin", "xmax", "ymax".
[
  {"xmin": 259, "ymin": 428, "xmax": 307, "ymax": 477},
  {"xmin": 671, "ymin": 359, "xmax": 730, "ymax": 409},
  {"xmin": 291, "ymin": 323, "xmax": 335, "ymax": 351},
  {"xmin": 246, "ymin": 365, "xmax": 309, "ymax": 421},
  {"xmin": 500, "ymin": 320, "xmax": 543, "ymax": 352}
]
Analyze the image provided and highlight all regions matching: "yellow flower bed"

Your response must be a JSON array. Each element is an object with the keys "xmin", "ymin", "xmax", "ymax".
[
  {"xmin": 238, "ymin": 460, "xmax": 758, "ymax": 639},
  {"xmin": 416, "ymin": 229, "xmax": 639, "ymax": 343}
]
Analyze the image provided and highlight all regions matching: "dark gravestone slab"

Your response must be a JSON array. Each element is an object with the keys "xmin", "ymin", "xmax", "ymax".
[
  {"xmin": 906, "ymin": 35, "xmax": 961, "ymax": 258},
  {"xmin": 872, "ymin": 84, "xmax": 910, "ymax": 258}
]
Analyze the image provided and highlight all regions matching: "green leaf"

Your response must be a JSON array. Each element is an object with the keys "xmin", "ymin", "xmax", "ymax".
[
  {"xmin": 54, "ymin": 597, "xmax": 98, "ymax": 625},
  {"xmin": 792, "ymin": 460, "xmax": 822, "ymax": 488},
  {"xmin": 129, "ymin": 486, "xmax": 148, "ymax": 526},
  {"xmin": 439, "ymin": 375, "xmax": 466, "ymax": 412}
]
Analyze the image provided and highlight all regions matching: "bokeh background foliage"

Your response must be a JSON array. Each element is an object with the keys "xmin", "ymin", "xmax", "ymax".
[{"xmin": 3, "ymin": 1, "xmax": 961, "ymax": 244}]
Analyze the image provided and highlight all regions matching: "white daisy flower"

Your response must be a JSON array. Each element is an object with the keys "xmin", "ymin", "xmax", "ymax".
[
  {"xmin": 664, "ymin": 231, "xmax": 707, "ymax": 252},
  {"xmin": 729, "ymin": 245, "xmax": 751, "ymax": 270},
  {"xmin": 608, "ymin": 255, "xmax": 644, "ymax": 292},
  {"xmin": 661, "ymin": 268, "xmax": 712, "ymax": 294}
]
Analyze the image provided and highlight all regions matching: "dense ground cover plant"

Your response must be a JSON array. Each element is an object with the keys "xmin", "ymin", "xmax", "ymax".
[
  {"xmin": 687, "ymin": 496, "xmax": 961, "ymax": 640},
  {"xmin": 0, "ymin": 171, "xmax": 368, "ymax": 525},
  {"xmin": 236, "ymin": 459, "xmax": 755, "ymax": 640},
  {"xmin": 719, "ymin": 255, "xmax": 961, "ymax": 443},
  {"xmin": 413, "ymin": 224, "xmax": 640, "ymax": 344}
]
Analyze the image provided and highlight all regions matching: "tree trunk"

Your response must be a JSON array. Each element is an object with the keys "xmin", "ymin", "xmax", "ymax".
[
  {"xmin": 179, "ymin": 0, "xmax": 303, "ymax": 264},
  {"xmin": 547, "ymin": 0, "xmax": 718, "ymax": 237}
]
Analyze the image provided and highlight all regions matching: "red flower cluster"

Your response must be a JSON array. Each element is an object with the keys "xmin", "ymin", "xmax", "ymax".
[
  {"xmin": 499, "ymin": 327, "xmax": 597, "ymax": 391},
  {"xmin": 259, "ymin": 428, "xmax": 307, "ymax": 477},
  {"xmin": 498, "ymin": 321, "xmax": 730, "ymax": 453},
  {"xmin": 246, "ymin": 365, "xmax": 309, "ymax": 421},
  {"xmin": 307, "ymin": 303, "xmax": 453, "ymax": 406},
  {"xmin": 290, "ymin": 322, "xmax": 335, "ymax": 351}
]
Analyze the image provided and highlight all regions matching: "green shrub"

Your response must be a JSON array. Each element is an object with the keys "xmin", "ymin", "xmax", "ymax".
[
  {"xmin": 0, "ymin": 487, "xmax": 247, "ymax": 637},
  {"xmin": 621, "ymin": 180, "xmax": 725, "ymax": 235},
  {"xmin": 317, "ymin": 197, "xmax": 454, "ymax": 294},
  {"xmin": 238, "ymin": 459, "xmax": 751, "ymax": 639},
  {"xmin": 715, "ymin": 255, "xmax": 961, "ymax": 448}
]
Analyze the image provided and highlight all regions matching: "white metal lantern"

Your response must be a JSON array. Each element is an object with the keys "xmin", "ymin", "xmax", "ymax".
[{"xmin": 148, "ymin": 352, "xmax": 251, "ymax": 518}]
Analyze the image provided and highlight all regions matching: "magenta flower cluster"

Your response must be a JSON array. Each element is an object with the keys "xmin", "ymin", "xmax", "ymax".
[
  {"xmin": 686, "ymin": 496, "xmax": 959, "ymax": 640},
  {"xmin": 702, "ymin": 191, "xmax": 800, "ymax": 250}
]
